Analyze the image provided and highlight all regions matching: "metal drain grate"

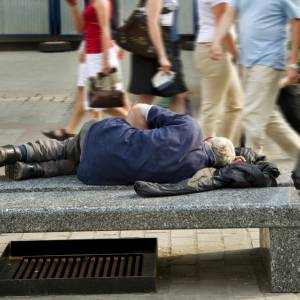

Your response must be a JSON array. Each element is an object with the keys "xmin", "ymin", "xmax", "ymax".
[
  {"xmin": 13, "ymin": 254, "xmax": 143, "ymax": 280},
  {"xmin": 0, "ymin": 238, "xmax": 157, "ymax": 296}
]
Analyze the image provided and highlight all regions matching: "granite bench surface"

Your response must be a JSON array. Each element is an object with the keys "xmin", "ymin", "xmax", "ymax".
[{"xmin": 0, "ymin": 176, "xmax": 299, "ymax": 233}]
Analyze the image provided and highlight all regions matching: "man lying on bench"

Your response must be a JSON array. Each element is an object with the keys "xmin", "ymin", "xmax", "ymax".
[{"xmin": 0, "ymin": 104, "xmax": 299, "ymax": 190}]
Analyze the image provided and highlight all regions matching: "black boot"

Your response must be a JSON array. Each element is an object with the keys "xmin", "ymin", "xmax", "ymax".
[
  {"xmin": 292, "ymin": 154, "xmax": 300, "ymax": 190},
  {"xmin": 0, "ymin": 145, "xmax": 22, "ymax": 167},
  {"xmin": 5, "ymin": 162, "xmax": 44, "ymax": 181}
]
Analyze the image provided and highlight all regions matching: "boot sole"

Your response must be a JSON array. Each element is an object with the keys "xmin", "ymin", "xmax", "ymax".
[
  {"xmin": 5, "ymin": 162, "xmax": 24, "ymax": 181},
  {"xmin": 0, "ymin": 148, "xmax": 7, "ymax": 167}
]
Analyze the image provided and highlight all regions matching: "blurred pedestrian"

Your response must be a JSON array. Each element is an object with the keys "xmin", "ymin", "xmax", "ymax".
[
  {"xmin": 211, "ymin": 0, "xmax": 300, "ymax": 165},
  {"xmin": 43, "ymin": 0, "xmax": 130, "ymax": 140},
  {"xmin": 194, "ymin": 0, "xmax": 243, "ymax": 143},
  {"xmin": 128, "ymin": 0, "xmax": 188, "ymax": 114}
]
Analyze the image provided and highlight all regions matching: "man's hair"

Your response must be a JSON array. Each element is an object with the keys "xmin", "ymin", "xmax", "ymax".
[{"xmin": 208, "ymin": 137, "xmax": 235, "ymax": 167}]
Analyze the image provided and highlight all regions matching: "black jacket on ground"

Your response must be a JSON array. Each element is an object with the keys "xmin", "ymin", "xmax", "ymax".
[{"xmin": 134, "ymin": 148, "xmax": 280, "ymax": 197}]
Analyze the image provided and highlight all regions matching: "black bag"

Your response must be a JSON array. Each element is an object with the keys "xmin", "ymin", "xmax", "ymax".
[
  {"xmin": 277, "ymin": 85, "xmax": 300, "ymax": 134},
  {"xmin": 115, "ymin": 0, "xmax": 157, "ymax": 58}
]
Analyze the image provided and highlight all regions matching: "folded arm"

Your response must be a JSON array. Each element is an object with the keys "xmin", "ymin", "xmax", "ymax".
[{"xmin": 147, "ymin": 0, "xmax": 172, "ymax": 72}]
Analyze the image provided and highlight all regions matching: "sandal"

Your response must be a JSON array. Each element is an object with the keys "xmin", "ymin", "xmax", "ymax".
[{"xmin": 42, "ymin": 129, "xmax": 75, "ymax": 141}]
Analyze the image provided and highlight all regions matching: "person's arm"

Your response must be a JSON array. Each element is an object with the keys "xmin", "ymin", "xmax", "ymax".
[
  {"xmin": 212, "ymin": 2, "xmax": 239, "ymax": 61},
  {"xmin": 147, "ymin": 0, "xmax": 172, "ymax": 72},
  {"xmin": 94, "ymin": 0, "xmax": 112, "ymax": 74},
  {"xmin": 112, "ymin": 0, "xmax": 126, "ymax": 60},
  {"xmin": 65, "ymin": 0, "xmax": 84, "ymax": 33},
  {"xmin": 127, "ymin": 104, "xmax": 152, "ymax": 129},
  {"xmin": 78, "ymin": 41, "xmax": 86, "ymax": 63},
  {"xmin": 286, "ymin": 18, "xmax": 300, "ymax": 85},
  {"xmin": 211, "ymin": 5, "xmax": 237, "ymax": 60}
]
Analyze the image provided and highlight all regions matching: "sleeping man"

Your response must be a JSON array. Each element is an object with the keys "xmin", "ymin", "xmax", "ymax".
[{"xmin": 2, "ymin": 104, "xmax": 297, "ymax": 188}]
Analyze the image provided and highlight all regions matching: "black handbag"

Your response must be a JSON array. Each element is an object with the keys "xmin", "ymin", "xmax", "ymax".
[
  {"xmin": 115, "ymin": 0, "xmax": 157, "ymax": 58},
  {"xmin": 277, "ymin": 85, "xmax": 300, "ymax": 134},
  {"xmin": 88, "ymin": 68, "xmax": 124, "ymax": 108}
]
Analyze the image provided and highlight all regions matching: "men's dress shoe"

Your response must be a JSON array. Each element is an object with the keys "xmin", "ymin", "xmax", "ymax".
[
  {"xmin": 0, "ymin": 145, "xmax": 22, "ymax": 167},
  {"xmin": 5, "ymin": 162, "xmax": 44, "ymax": 181},
  {"xmin": 292, "ymin": 154, "xmax": 300, "ymax": 190}
]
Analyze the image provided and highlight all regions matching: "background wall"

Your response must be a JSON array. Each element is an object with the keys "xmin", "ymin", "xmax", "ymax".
[
  {"xmin": 0, "ymin": 0, "xmax": 195, "ymax": 37},
  {"xmin": 0, "ymin": 0, "xmax": 50, "ymax": 35}
]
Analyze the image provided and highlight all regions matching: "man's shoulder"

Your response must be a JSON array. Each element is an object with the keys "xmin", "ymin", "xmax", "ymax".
[{"xmin": 91, "ymin": 118, "xmax": 130, "ymax": 131}]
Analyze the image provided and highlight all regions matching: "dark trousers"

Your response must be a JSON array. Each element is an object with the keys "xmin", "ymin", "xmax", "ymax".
[{"xmin": 24, "ymin": 121, "xmax": 95, "ymax": 177}]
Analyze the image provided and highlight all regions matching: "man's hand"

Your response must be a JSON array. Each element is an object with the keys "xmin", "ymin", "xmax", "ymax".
[
  {"xmin": 159, "ymin": 56, "xmax": 172, "ymax": 73},
  {"xmin": 210, "ymin": 42, "xmax": 223, "ymax": 60},
  {"xmin": 232, "ymin": 156, "xmax": 246, "ymax": 164},
  {"xmin": 102, "ymin": 58, "xmax": 112, "ymax": 75},
  {"xmin": 231, "ymin": 48, "xmax": 239, "ymax": 64},
  {"xmin": 65, "ymin": 0, "xmax": 77, "ymax": 6},
  {"xmin": 117, "ymin": 48, "xmax": 126, "ymax": 60},
  {"xmin": 286, "ymin": 67, "xmax": 299, "ymax": 85}
]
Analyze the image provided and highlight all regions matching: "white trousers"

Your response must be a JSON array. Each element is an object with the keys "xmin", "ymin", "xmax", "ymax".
[
  {"xmin": 242, "ymin": 65, "xmax": 300, "ymax": 160},
  {"xmin": 194, "ymin": 43, "xmax": 243, "ymax": 144}
]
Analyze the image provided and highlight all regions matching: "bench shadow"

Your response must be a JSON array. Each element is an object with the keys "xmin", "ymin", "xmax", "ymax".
[{"xmin": 157, "ymin": 248, "xmax": 271, "ymax": 294}]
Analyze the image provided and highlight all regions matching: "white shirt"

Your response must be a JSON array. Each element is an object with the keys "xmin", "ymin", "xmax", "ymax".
[{"xmin": 196, "ymin": 0, "xmax": 228, "ymax": 43}]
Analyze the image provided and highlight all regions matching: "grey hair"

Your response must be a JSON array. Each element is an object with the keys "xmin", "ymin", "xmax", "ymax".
[{"xmin": 208, "ymin": 137, "xmax": 235, "ymax": 167}]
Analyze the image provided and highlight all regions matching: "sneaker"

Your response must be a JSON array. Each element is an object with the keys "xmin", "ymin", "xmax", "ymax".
[
  {"xmin": 5, "ymin": 162, "xmax": 44, "ymax": 181},
  {"xmin": 0, "ymin": 145, "xmax": 22, "ymax": 167},
  {"xmin": 292, "ymin": 154, "xmax": 300, "ymax": 190}
]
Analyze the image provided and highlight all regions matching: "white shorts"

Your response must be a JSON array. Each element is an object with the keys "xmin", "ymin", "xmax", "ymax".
[{"xmin": 84, "ymin": 46, "xmax": 123, "ymax": 111}]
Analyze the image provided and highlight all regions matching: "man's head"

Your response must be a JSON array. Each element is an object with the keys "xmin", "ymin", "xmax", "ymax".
[{"xmin": 205, "ymin": 137, "xmax": 236, "ymax": 167}]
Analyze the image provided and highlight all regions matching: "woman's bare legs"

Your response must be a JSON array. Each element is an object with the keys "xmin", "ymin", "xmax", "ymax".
[
  {"xmin": 44, "ymin": 87, "xmax": 131, "ymax": 139},
  {"xmin": 65, "ymin": 87, "xmax": 86, "ymax": 134},
  {"xmin": 170, "ymin": 92, "xmax": 187, "ymax": 114}
]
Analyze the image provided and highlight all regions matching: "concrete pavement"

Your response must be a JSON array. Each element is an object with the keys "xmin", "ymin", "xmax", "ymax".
[{"xmin": 0, "ymin": 50, "xmax": 299, "ymax": 299}]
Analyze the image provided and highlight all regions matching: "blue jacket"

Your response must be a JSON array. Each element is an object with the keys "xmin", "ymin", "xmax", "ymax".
[{"xmin": 77, "ymin": 106, "xmax": 216, "ymax": 185}]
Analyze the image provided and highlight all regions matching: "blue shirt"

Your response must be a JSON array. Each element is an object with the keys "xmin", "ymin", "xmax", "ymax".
[
  {"xmin": 77, "ymin": 106, "xmax": 216, "ymax": 185},
  {"xmin": 229, "ymin": 0, "xmax": 300, "ymax": 69}
]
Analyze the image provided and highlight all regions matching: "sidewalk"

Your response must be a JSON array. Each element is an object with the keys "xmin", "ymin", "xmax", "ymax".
[{"xmin": 0, "ymin": 50, "xmax": 298, "ymax": 300}]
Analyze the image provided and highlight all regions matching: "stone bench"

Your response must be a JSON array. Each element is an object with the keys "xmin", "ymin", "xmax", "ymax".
[{"xmin": 0, "ymin": 175, "xmax": 299, "ymax": 293}]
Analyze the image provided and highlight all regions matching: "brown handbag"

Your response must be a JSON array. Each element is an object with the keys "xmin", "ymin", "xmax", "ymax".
[
  {"xmin": 115, "ymin": 0, "xmax": 157, "ymax": 58},
  {"xmin": 88, "ymin": 68, "xmax": 124, "ymax": 108}
]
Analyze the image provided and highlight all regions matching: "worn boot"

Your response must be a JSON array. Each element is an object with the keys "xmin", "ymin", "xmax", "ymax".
[
  {"xmin": 0, "ymin": 145, "xmax": 22, "ymax": 167},
  {"xmin": 5, "ymin": 162, "xmax": 44, "ymax": 181},
  {"xmin": 292, "ymin": 153, "xmax": 300, "ymax": 190}
]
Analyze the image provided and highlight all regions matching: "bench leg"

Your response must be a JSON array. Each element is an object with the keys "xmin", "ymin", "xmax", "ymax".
[{"xmin": 260, "ymin": 227, "xmax": 300, "ymax": 292}]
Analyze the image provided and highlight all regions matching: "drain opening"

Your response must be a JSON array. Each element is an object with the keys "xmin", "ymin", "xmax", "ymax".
[{"xmin": 13, "ymin": 254, "xmax": 143, "ymax": 280}]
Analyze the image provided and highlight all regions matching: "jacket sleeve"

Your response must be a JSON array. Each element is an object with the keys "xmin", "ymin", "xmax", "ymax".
[
  {"xmin": 147, "ymin": 105, "xmax": 195, "ymax": 129},
  {"xmin": 134, "ymin": 168, "xmax": 222, "ymax": 197}
]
